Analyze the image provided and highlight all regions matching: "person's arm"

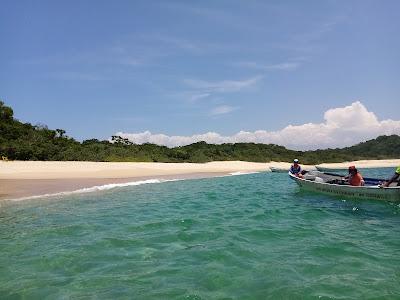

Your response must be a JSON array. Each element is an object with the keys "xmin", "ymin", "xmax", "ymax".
[
  {"xmin": 383, "ymin": 172, "xmax": 400, "ymax": 187},
  {"xmin": 297, "ymin": 166, "xmax": 304, "ymax": 178}
]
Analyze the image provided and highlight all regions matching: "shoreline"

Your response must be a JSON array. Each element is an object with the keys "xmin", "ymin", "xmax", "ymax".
[
  {"xmin": 316, "ymin": 159, "xmax": 400, "ymax": 169},
  {"xmin": 0, "ymin": 161, "xmax": 273, "ymax": 200},
  {"xmin": 0, "ymin": 161, "xmax": 272, "ymax": 180},
  {"xmin": 1, "ymin": 160, "xmax": 399, "ymax": 201},
  {"xmin": 0, "ymin": 172, "xmax": 231, "ymax": 201}
]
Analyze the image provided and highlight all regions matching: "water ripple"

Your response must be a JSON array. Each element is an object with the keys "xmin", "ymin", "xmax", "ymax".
[{"xmin": 1, "ymin": 170, "xmax": 399, "ymax": 299}]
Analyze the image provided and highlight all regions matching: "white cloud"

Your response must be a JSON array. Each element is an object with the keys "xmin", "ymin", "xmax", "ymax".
[
  {"xmin": 210, "ymin": 105, "xmax": 238, "ymax": 115},
  {"xmin": 266, "ymin": 62, "xmax": 300, "ymax": 70},
  {"xmin": 189, "ymin": 93, "xmax": 211, "ymax": 102},
  {"xmin": 236, "ymin": 61, "xmax": 300, "ymax": 71},
  {"xmin": 183, "ymin": 76, "xmax": 262, "ymax": 93},
  {"xmin": 150, "ymin": 35, "xmax": 203, "ymax": 53},
  {"xmin": 113, "ymin": 102, "xmax": 400, "ymax": 150}
]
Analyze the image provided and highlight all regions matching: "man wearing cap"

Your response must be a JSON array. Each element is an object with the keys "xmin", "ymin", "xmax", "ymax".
[
  {"xmin": 381, "ymin": 166, "xmax": 400, "ymax": 187},
  {"xmin": 290, "ymin": 159, "xmax": 303, "ymax": 178},
  {"xmin": 345, "ymin": 166, "xmax": 364, "ymax": 186}
]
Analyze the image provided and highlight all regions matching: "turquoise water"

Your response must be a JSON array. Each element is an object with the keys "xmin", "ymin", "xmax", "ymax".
[{"xmin": 1, "ymin": 168, "xmax": 399, "ymax": 299}]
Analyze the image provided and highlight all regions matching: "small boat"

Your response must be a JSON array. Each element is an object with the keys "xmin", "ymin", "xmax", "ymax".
[{"xmin": 289, "ymin": 171, "xmax": 400, "ymax": 201}]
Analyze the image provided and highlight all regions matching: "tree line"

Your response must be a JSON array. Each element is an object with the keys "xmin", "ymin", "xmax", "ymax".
[{"xmin": 1, "ymin": 101, "xmax": 399, "ymax": 164}]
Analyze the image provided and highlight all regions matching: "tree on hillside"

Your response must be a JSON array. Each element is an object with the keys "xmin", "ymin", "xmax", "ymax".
[
  {"xmin": 0, "ymin": 101, "xmax": 14, "ymax": 120},
  {"xmin": 56, "ymin": 129, "xmax": 66, "ymax": 138},
  {"xmin": 111, "ymin": 135, "xmax": 133, "ymax": 145}
]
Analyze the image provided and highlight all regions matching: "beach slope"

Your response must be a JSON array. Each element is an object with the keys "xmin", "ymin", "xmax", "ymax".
[{"xmin": 1, "ymin": 160, "xmax": 399, "ymax": 200}]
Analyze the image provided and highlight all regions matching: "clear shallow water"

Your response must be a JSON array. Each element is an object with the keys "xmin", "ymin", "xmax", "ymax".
[{"xmin": 1, "ymin": 168, "xmax": 399, "ymax": 299}]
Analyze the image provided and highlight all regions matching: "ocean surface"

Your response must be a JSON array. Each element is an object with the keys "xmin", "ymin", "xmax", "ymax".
[{"xmin": 1, "ymin": 168, "xmax": 399, "ymax": 299}]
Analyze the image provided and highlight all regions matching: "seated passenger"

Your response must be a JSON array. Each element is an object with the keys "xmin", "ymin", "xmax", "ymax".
[
  {"xmin": 382, "ymin": 166, "xmax": 400, "ymax": 187},
  {"xmin": 290, "ymin": 159, "xmax": 303, "ymax": 178},
  {"xmin": 345, "ymin": 166, "xmax": 364, "ymax": 186}
]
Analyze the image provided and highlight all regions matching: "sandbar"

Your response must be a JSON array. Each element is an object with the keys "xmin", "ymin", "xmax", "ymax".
[
  {"xmin": 0, "ymin": 159, "xmax": 398, "ymax": 201},
  {"xmin": 316, "ymin": 159, "xmax": 400, "ymax": 169},
  {"xmin": 0, "ymin": 161, "xmax": 271, "ymax": 200}
]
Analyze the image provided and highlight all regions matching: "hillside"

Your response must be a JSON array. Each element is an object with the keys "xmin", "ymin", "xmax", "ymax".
[{"xmin": 0, "ymin": 101, "xmax": 399, "ymax": 164}]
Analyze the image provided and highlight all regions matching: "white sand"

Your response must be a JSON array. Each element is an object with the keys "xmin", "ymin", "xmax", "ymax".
[
  {"xmin": 0, "ymin": 161, "xmax": 272, "ymax": 180},
  {"xmin": 1, "ymin": 160, "xmax": 398, "ymax": 180},
  {"xmin": 0, "ymin": 160, "xmax": 398, "ymax": 200}
]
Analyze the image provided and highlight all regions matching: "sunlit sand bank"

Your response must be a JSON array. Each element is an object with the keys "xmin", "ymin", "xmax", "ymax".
[
  {"xmin": 0, "ymin": 161, "xmax": 271, "ymax": 200},
  {"xmin": 316, "ymin": 159, "xmax": 400, "ymax": 170},
  {"xmin": 0, "ymin": 160, "xmax": 398, "ymax": 200},
  {"xmin": 0, "ymin": 161, "xmax": 271, "ymax": 180}
]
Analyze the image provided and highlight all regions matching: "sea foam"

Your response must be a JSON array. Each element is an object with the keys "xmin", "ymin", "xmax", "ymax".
[
  {"xmin": 229, "ymin": 171, "xmax": 259, "ymax": 176},
  {"xmin": 7, "ymin": 171, "xmax": 260, "ymax": 202},
  {"xmin": 8, "ymin": 179, "xmax": 174, "ymax": 202}
]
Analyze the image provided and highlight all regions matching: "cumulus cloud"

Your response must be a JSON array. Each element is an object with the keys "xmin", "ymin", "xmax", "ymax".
[{"xmin": 114, "ymin": 102, "xmax": 400, "ymax": 150}]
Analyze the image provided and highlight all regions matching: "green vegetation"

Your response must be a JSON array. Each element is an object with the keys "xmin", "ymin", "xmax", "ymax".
[{"xmin": 1, "ymin": 101, "xmax": 399, "ymax": 164}]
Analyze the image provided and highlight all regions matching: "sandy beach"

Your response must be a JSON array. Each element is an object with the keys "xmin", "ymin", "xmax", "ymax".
[
  {"xmin": 316, "ymin": 159, "xmax": 400, "ymax": 169},
  {"xmin": 0, "ymin": 161, "xmax": 273, "ymax": 180},
  {"xmin": 1, "ymin": 159, "xmax": 399, "ymax": 200},
  {"xmin": 0, "ymin": 161, "xmax": 273, "ymax": 200}
]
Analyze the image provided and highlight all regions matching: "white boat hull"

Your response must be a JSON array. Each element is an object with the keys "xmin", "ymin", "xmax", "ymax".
[{"xmin": 290, "ymin": 173, "xmax": 400, "ymax": 201}]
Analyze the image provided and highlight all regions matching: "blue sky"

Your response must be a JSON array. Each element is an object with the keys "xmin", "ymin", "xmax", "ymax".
[{"xmin": 1, "ymin": 0, "xmax": 399, "ymax": 148}]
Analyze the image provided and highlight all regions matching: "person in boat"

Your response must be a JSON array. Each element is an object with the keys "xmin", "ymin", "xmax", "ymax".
[
  {"xmin": 344, "ymin": 166, "xmax": 364, "ymax": 186},
  {"xmin": 381, "ymin": 166, "xmax": 400, "ymax": 187},
  {"xmin": 290, "ymin": 159, "xmax": 303, "ymax": 178}
]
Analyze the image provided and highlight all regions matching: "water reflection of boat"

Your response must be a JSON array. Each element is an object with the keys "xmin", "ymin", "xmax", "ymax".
[{"xmin": 289, "ymin": 171, "xmax": 400, "ymax": 201}]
